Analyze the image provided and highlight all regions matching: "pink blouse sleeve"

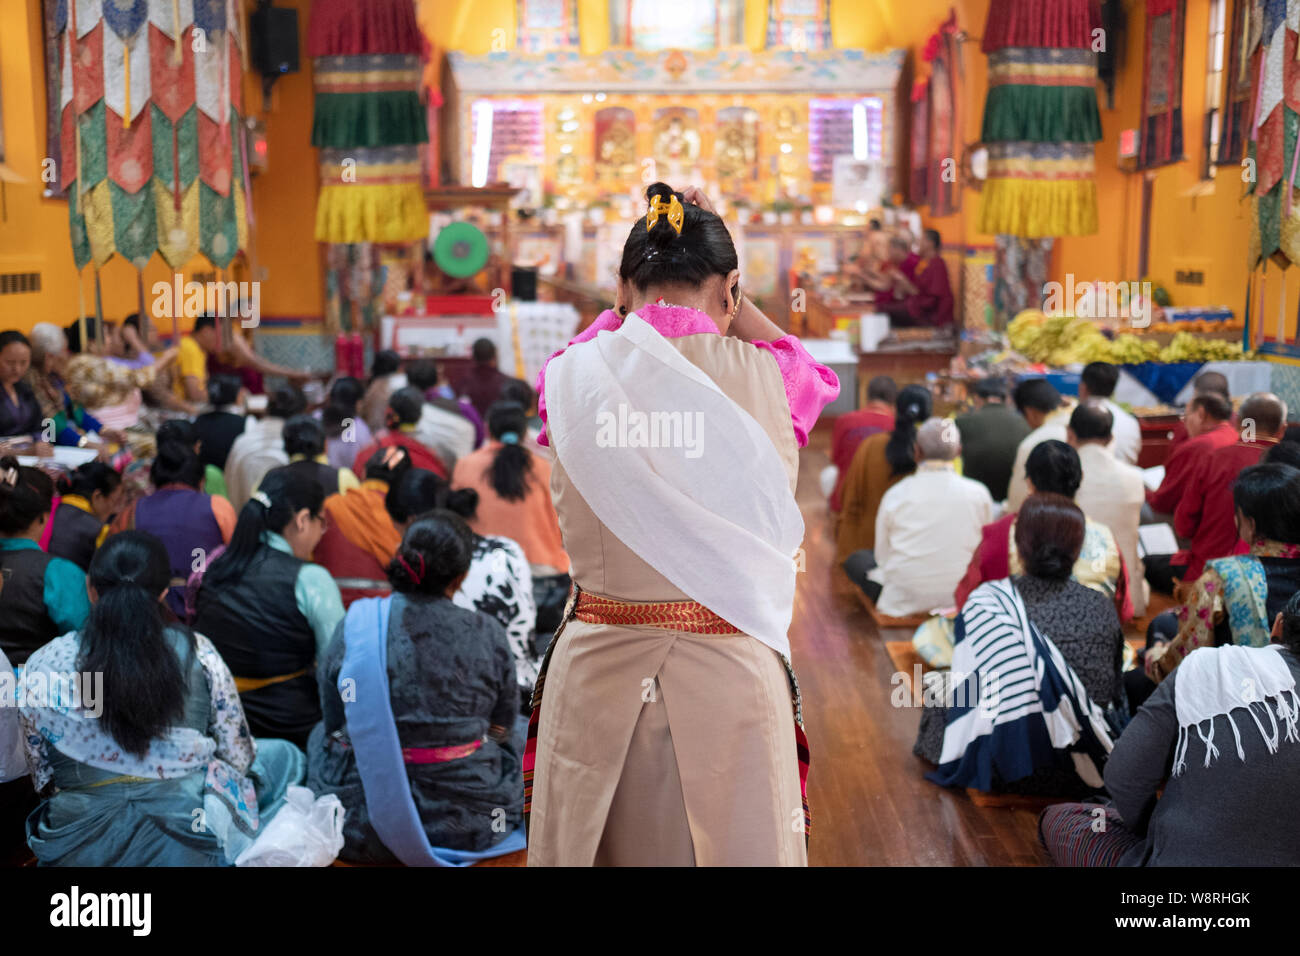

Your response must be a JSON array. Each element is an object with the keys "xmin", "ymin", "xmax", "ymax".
[
  {"xmin": 752, "ymin": 335, "xmax": 841, "ymax": 448},
  {"xmin": 535, "ymin": 309, "xmax": 622, "ymax": 447}
]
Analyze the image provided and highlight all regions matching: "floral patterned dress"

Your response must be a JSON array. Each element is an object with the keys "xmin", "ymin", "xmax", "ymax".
[{"xmin": 20, "ymin": 628, "xmax": 304, "ymax": 866}]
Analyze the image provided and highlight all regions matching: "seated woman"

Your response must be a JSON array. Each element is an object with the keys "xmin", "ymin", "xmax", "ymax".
[
  {"xmin": 281, "ymin": 414, "xmax": 359, "ymax": 497},
  {"xmin": 452, "ymin": 401, "xmax": 567, "ymax": 578},
  {"xmin": 24, "ymin": 323, "xmax": 106, "ymax": 448},
  {"xmin": 193, "ymin": 374, "xmax": 248, "ymax": 480},
  {"xmin": 314, "ymin": 446, "xmax": 410, "ymax": 607},
  {"xmin": 306, "ymin": 512, "xmax": 524, "ymax": 865},
  {"xmin": 954, "ymin": 440, "xmax": 1132, "ymax": 622},
  {"xmin": 20, "ymin": 532, "xmax": 305, "ymax": 866},
  {"xmin": 320, "ymin": 376, "xmax": 373, "ymax": 473},
  {"xmin": 1144, "ymin": 463, "xmax": 1300, "ymax": 686},
  {"xmin": 917, "ymin": 494, "xmax": 1123, "ymax": 797},
  {"xmin": 194, "ymin": 469, "xmax": 343, "ymax": 748},
  {"xmin": 835, "ymin": 384, "xmax": 932, "ymax": 570},
  {"xmin": 109, "ymin": 440, "xmax": 236, "ymax": 621},
  {"xmin": 47, "ymin": 461, "xmax": 122, "ymax": 571},
  {"xmin": 386, "ymin": 468, "xmax": 538, "ymax": 710},
  {"xmin": 452, "ymin": 400, "xmax": 570, "ymax": 634},
  {"xmin": 0, "ymin": 332, "xmax": 52, "ymax": 456},
  {"xmin": 353, "ymin": 387, "xmax": 447, "ymax": 479},
  {"xmin": 1040, "ymin": 588, "xmax": 1300, "ymax": 867},
  {"xmin": 0, "ymin": 460, "xmax": 89, "ymax": 665}
]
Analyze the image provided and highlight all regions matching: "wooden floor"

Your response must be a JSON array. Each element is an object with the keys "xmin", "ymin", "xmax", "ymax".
[{"xmin": 794, "ymin": 429, "xmax": 1051, "ymax": 867}]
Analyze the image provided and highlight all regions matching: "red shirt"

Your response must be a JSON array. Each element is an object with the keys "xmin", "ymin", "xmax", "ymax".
[
  {"xmin": 352, "ymin": 431, "xmax": 447, "ymax": 479},
  {"xmin": 1173, "ymin": 439, "xmax": 1276, "ymax": 579},
  {"xmin": 829, "ymin": 406, "xmax": 894, "ymax": 511},
  {"xmin": 1146, "ymin": 421, "xmax": 1239, "ymax": 515}
]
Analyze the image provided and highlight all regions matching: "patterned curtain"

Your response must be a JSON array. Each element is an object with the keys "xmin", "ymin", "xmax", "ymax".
[
  {"xmin": 56, "ymin": 0, "xmax": 248, "ymax": 269},
  {"xmin": 977, "ymin": 0, "xmax": 1102, "ymax": 238},
  {"xmin": 309, "ymin": 0, "xmax": 429, "ymax": 332},
  {"xmin": 1138, "ymin": 0, "xmax": 1187, "ymax": 170}
]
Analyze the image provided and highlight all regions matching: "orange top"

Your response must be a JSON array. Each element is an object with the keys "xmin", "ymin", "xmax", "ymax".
[{"xmin": 452, "ymin": 442, "xmax": 569, "ymax": 573}]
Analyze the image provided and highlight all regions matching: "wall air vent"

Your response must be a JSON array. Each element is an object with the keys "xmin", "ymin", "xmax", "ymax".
[{"xmin": 0, "ymin": 273, "xmax": 41, "ymax": 295}]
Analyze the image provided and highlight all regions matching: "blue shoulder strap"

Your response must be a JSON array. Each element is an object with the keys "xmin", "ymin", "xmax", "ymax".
[{"xmin": 339, "ymin": 596, "xmax": 526, "ymax": 867}]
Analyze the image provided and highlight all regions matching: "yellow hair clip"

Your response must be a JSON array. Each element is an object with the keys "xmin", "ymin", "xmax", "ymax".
[{"xmin": 646, "ymin": 194, "xmax": 685, "ymax": 236}]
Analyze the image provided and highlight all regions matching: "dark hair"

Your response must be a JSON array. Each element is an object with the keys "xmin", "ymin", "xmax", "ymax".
[
  {"xmin": 1238, "ymin": 393, "xmax": 1288, "ymax": 438},
  {"xmin": 923, "ymin": 228, "xmax": 942, "ymax": 252},
  {"xmin": 472, "ymin": 338, "xmax": 497, "ymax": 364},
  {"xmin": 618, "ymin": 182, "xmax": 739, "ymax": 294},
  {"xmin": 371, "ymin": 350, "xmax": 402, "ymax": 383},
  {"xmin": 57, "ymin": 460, "xmax": 121, "ymax": 501},
  {"xmin": 406, "ymin": 360, "xmax": 439, "ymax": 392},
  {"xmin": 150, "ymin": 439, "xmax": 205, "ymax": 489},
  {"xmin": 77, "ymin": 532, "xmax": 192, "ymax": 758},
  {"xmin": 1189, "ymin": 391, "xmax": 1233, "ymax": 423},
  {"xmin": 0, "ymin": 331, "xmax": 31, "ymax": 354},
  {"xmin": 156, "ymin": 418, "xmax": 198, "ymax": 448},
  {"xmin": 386, "ymin": 511, "xmax": 474, "ymax": 595},
  {"xmin": 385, "ymin": 468, "xmax": 479, "ymax": 525},
  {"xmin": 884, "ymin": 384, "xmax": 933, "ymax": 477},
  {"xmin": 483, "ymin": 401, "xmax": 534, "ymax": 501},
  {"xmin": 1015, "ymin": 493, "xmax": 1086, "ymax": 581},
  {"xmin": 974, "ymin": 377, "xmax": 1009, "ymax": 400},
  {"xmin": 363, "ymin": 443, "xmax": 414, "ymax": 483},
  {"xmin": 1279, "ymin": 590, "xmax": 1300, "ymax": 654},
  {"xmin": 1193, "ymin": 370, "xmax": 1231, "ymax": 399},
  {"xmin": 1233, "ymin": 463, "xmax": 1300, "ymax": 544},
  {"xmin": 387, "ymin": 386, "xmax": 424, "ymax": 428},
  {"xmin": 1025, "ymin": 440, "xmax": 1083, "ymax": 498},
  {"xmin": 267, "ymin": 385, "xmax": 306, "ymax": 420},
  {"xmin": 868, "ymin": 218, "xmax": 883, "ymax": 230},
  {"xmin": 1013, "ymin": 378, "xmax": 1062, "ymax": 416},
  {"xmin": 329, "ymin": 376, "xmax": 365, "ymax": 412},
  {"xmin": 0, "ymin": 456, "xmax": 53, "ymax": 535},
  {"xmin": 500, "ymin": 379, "xmax": 535, "ymax": 412},
  {"xmin": 866, "ymin": 375, "xmax": 898, "ymax": 405},
  {"xmin": 203, "ymin": 468, "xmax": 324, "ymax": 592},
  {"xmin": 282, "ymin": 414, "xmax": 326, "ymax": 458},
  {"xmin": 1080, "ymin": 362, "xmax": 1120, "ymax": 398},
  {"xmin": 63, "ymin": 317, "xmax": 100, "ymax": 354},
  {"xmin": 121, "ymin": 313, "xmax": 141, "ymax": 334},
  {"xmin": 321, "ymin": 403, "xmax": 351, "ymax": 440},
  {"xmin": 192, "ymin": 315, "xmax": 217, "ymax": 334},
  {"xmin": 207, "ymin": 373, "xmax": 242, "ymax": 407},
  {"xmin": 1264, "ymin": 440, "xmax": 1300, "ymax": 471},
  {"xmin": 1069, "ymin": 400, "xmax": 1114, "ymax": 443}
]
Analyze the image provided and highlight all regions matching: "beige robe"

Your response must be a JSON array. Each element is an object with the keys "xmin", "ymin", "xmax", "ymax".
[{"xmin": 528, "ymin": 332, "xmax": 808, "ymax": 866}]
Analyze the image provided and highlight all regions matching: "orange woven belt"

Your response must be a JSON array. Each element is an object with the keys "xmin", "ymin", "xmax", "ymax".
[{"xmin": 573, "ymin": 592, "xmax": 741, "ymax": 634}]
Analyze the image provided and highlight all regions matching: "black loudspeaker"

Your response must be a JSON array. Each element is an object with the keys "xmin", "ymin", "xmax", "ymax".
[
  {"xmin": 512, "ymin": 267, "xmax": 538, "ymax": 302},
  {"xmin": 250, "ymin": 6, "xmax": 300, "ymax": 78}
]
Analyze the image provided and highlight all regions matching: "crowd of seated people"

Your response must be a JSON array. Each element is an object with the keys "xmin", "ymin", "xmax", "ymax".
[
  {"xmin": 0, "ymin": 323, "xmax": 553, "ymax": 866},
  {"xmin": 834, "ymin": 367, "xmax": 1300, "ymax": 865}
]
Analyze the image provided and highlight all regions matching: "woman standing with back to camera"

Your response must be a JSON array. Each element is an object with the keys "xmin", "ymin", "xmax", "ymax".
[{"xmin": 527, "ymin": 183, "xmax": 839, "ymax": 866}]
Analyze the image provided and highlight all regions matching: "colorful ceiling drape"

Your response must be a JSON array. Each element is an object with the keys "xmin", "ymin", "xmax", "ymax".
[
  {"xmin": 310, "ymin": 0, "xmax": 429, "ymax": 246},
  {"xmin": 1248, "ymin": 0, "xmax": 1300, "ymax": 267},
  {"xmin": 57, "ymin": 0, "xmax": 248, "ymax": 269},
  {"xmin": 977, "ymin": 0, "xmax": 1102, "ymax": 237}
]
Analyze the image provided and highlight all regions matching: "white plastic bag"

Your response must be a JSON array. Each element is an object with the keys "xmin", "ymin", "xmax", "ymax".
[{"xmin": 234, "ymin": 786, "xmax": 346, "ymax": 867}]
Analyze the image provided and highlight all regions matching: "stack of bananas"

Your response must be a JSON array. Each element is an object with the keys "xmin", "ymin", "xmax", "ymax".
[{"xmin": 1007, "ymin": 311, "xmax": 1250, "ymax": 365}]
